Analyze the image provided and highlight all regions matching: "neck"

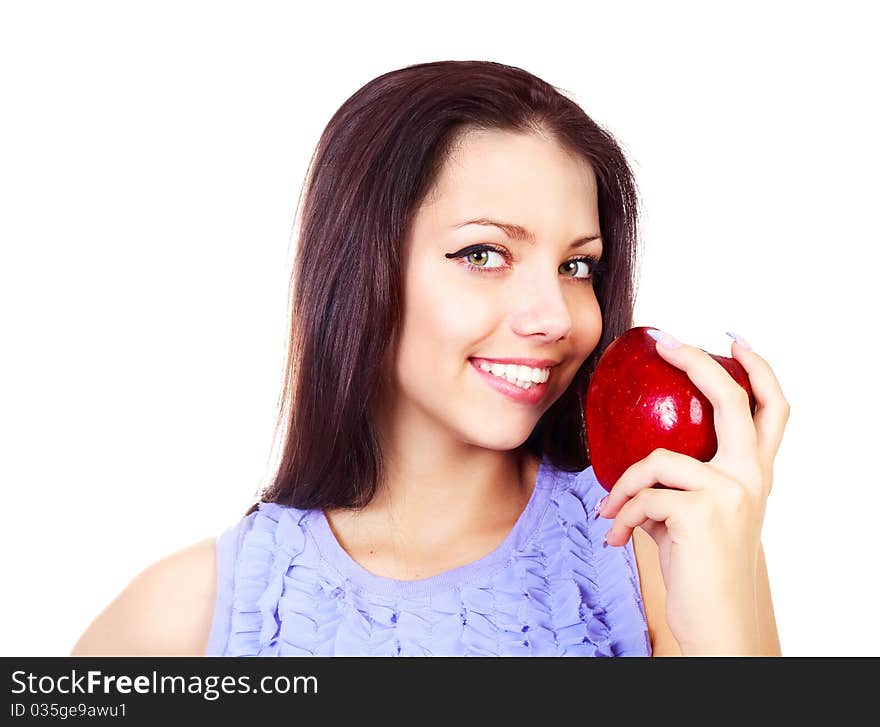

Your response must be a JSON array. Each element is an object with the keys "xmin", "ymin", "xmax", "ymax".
[
  {"xmin": 373, "ymin": 445, "xmax": 531, "ymax": 538},
  {"xmin": 336, "ymin": 386, "xmax": 541, "ymax": 554}
]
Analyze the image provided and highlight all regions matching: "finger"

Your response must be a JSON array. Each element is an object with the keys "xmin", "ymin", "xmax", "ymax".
[
  {"xmin": 636, "ymin": 519, "xmax": 666, "ymax": 545},
  {"xmin": 605, "ymin": 487, "xmax": 700, "ymax": 547},
  {"xmin": 600, "ymin": 447, "xmax": 733, "ymax": 519},
  {"xmin": 726, "ymin": 336, "xmax": 791, "ymax": 466},
  {"xmin": 649, "ymin": 330, "xmax": 757, "ymax": 463}
]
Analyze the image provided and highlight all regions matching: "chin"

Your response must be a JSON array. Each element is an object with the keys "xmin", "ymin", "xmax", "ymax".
[{"xmin": 463, "ymin": 422, "xmax": 535, "ymax": 452}]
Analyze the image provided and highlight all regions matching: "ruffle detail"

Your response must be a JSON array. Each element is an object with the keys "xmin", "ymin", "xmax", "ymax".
[
  {"xmin": 221, "ymin": 466, "xmax": 651, "ymax": 657},
  {"xmin": 552, "ymin": 468, "xmax": 653, "ymax": 657}
]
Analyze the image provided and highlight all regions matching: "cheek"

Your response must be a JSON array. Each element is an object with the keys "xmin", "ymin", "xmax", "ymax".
[
  {"xmin": 399, "ymin": 265, "xmax": 495, "ymax": 362},
  {"xmin": 586, "ymin": 296, "xmax": 604, "ymax": 337},
  {"xmin": 571, "ymin": 294, "xmax": 603, "ymax": 358}
]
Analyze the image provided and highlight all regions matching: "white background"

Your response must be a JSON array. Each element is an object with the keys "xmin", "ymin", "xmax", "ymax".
[{"xmin": 2, "ymin": 0, "xmax": 877, "ymax": 656}]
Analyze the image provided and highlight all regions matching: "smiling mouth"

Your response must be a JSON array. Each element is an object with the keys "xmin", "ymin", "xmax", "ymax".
[{"xmin": 469, "ymin": 359, "xmax": 551, "ymax": 389}]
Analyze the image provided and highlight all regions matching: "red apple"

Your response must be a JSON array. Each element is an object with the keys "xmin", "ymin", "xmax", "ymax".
[{"xmin": 585, "ymin": 326, "xmax": 757, "ymax": 492}]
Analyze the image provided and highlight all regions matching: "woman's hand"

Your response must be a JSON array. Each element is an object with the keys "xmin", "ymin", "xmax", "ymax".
[{"xmin": 596, "ymin": 331, "xmax": 790, "ymax": 655}]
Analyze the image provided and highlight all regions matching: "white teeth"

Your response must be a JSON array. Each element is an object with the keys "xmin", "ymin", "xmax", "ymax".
[
  {"xmin": 508, "ymin": 378, "xmax": 533, "ymax": 390},
  {"xmin": 475, "ymin": 360, "xmax": 551, "ymax": 388}
]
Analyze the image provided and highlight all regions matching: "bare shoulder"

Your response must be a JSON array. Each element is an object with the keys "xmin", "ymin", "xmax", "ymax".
[
  {"xmin": 71, "ymin": 537, "xmax": 217, "ymax": 656},
  {"xmin": 631, "ymin": 527, "xmax": 682, "ymax": 657}
]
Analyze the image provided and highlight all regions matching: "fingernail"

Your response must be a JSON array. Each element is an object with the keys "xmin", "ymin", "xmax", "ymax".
[
  {"xmin": 725, "ymin": 331, "xmax": 752, "ymax": 350},
  {"xmin": 602, "ymin": 531, "xmax": 611, "ymax": 548},
  {"xmin": 593, "ymin": 495, "xmax": 609, "ymax": 520},
  {"xmin": 647, "ymin": 328, "xmax": 681, "ymax": 349}
]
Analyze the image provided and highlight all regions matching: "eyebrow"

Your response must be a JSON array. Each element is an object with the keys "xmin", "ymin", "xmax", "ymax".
[{"xmin": 452, "ymin": 218, "xmax": 602, "ymax": 249}]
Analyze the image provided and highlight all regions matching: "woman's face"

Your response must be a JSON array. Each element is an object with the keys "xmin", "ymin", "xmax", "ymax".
[{"xmin": 386, "ymin": 128, "xmax": 604, "ymax": 452}]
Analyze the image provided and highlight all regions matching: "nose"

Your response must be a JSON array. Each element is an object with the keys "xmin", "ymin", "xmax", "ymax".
[{"xmin": 508, "ymin": 272, "xmax": 573, "ymax": 342}]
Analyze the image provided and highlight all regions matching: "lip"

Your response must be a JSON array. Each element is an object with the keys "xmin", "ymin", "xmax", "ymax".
[{"xmin": 469, "ymin": 358, "xmax": 552, "ymax": 406}]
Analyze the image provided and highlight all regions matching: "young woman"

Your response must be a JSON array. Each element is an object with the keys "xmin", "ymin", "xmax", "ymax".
[{"xmin": 72, "ymin": 60, "xmax": 789, "ymax": 657}]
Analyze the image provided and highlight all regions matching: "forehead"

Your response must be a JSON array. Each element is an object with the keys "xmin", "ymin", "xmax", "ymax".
[{"xmin": 418, "ymin": 129, "xmax": 599, "ymax": 228}]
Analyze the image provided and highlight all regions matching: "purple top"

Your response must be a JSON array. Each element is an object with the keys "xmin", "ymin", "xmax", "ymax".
[{"xmin": 206, "ymin": 457, "xmax": 652, "ymax": 656}]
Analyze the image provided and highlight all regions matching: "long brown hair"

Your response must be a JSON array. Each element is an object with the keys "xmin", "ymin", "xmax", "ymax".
[{"xmin": 247, "ymin": 60, "xmax": 642, "ymax": 515}]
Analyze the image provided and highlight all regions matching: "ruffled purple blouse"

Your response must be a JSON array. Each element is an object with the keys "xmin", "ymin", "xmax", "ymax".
[{"xmin": 206, "ymin": 457, "xmax": 652, "ymax": 656}]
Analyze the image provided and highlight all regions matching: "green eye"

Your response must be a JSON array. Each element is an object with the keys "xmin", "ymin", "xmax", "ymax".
[
  {"xmin": 466, "ymin": 251, "xmax": 490, "ymax": 266},
  {"xmin": 559, "ymin": 255, "xmax": 606, "ymax": 282},
  {"xmin": 464, "ymin": 249, "xmax": 505, "ymax": 268},
  {"xmin": 560, "ymin": 260, "xmax": 591, "ymax": 279}
]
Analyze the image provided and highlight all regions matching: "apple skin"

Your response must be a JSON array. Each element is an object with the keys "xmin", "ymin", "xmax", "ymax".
[{"xmin": 585, "ymin": 326, "xmax": 757, "ymax": 493}]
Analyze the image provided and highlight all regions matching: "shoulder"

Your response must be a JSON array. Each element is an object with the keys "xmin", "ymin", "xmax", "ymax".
[{"xmin": 71, "ymin": 537, "xmax": 218, "ymax": 656}]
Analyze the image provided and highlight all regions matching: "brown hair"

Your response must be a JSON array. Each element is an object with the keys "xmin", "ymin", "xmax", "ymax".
[{"xmin": 247, "ymin": 60, "xmax": 642, "ymax": 515}]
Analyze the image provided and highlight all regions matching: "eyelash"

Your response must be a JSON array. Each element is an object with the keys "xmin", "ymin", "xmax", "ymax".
[{"xmin": 445, "ymin": 244, "xmax": 607, "ymax": 283}]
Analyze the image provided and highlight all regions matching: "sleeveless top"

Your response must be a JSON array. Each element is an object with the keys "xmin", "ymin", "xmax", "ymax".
[{"xmin": 205, "ymin": 457, "xmax": 652, "ymax": 657}]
